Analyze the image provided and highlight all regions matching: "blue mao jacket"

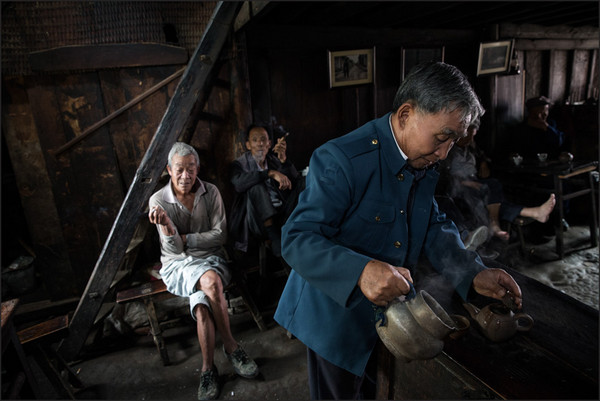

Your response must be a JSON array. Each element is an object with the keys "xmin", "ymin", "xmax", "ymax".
[{"xmin": 274, "ymin": 113, "xmax": 486, "ymax": 377}]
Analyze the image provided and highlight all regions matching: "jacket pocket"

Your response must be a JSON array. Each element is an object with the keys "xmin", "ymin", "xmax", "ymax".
[{"xmin": 345, "ymin": 200, "xmax": 396, "ymax": 254}]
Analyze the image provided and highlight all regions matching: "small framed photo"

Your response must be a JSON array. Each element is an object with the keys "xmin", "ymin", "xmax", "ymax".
[
  {"xmin": 401, "ymin": 47, "xmax": 445, "ymax": 81},
  {"xmin": 477, "ymin": 40, "xmax": 513, "ymax": 76},
  {"xmin": 328, "ymin": 48, "xmax": 374, "ymax": 88}
]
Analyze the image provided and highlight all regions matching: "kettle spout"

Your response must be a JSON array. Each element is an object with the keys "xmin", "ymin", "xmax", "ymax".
[{"xmin": 462, "ymin": 302, "xmax": 480, "ymax": 319}]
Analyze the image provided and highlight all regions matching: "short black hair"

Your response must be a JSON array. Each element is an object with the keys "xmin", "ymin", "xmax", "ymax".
[{"xmin": 245, "ymin": 123, "xmax": 272, "ymax": 142}]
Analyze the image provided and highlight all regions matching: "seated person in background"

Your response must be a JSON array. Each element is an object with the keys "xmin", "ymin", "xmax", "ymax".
[
  {"xmin": 514, "ymin": 96, "xmax": 566, "ymax": 161},
  {"xmin": 435, "ymin": 195, "xmax": 489, "ymax": 251},
  {"xmin": 149, "ymin": 142, "xmax": 258, "ymax": 400},
  {"xmin": 440, "ymin": 117, "xmax": 556, "ymax": 241},
  {"xmin": 229, "ymin": 124, "xmax": 302, "ymax": 258}
]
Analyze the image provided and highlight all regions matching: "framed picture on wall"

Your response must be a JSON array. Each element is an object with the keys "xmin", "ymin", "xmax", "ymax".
[
  {"xmin": 328, "ymin": 48, "xmax": 374, "ymax": 88},
  {"xmin": 401, "ymin": 47, "xmax": 445, "ymax": 81},
  {"xmin": 477, "ymin": 40, "xmax": 513, "ymax": 76}
]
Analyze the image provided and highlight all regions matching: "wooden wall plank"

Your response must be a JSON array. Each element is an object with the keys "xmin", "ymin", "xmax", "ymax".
[
  {"xmin": 54, "ymin": 73, "xmax": 125, "ymax": 291},
  {"xmin": 549, "ymin": 50, "xmax": 568, "ymax": 101},
  {"xmin": 524, "ymin": 51, "xmax": 544, "ymax": 102},
  {"xmin": 569, "ymin": 50, "xmax": 590, "ymax": 103},
  {"xmin": 99, "ymin": 66, "xmax": 181, "ymax": 188},
  {"xmin": 2, "ymin": 78, "xmax": 76, "ymax": 299},
  {"xmin": 29, "ymin": 43, "xmax": 188, "ymax": 72},
  {"xmin": 27, "ymin": 72, "xmax": 125, "ymax": 293},
  {"xmin": 587, "ymin": 49, "xmax": 598, "ymax": 99}
]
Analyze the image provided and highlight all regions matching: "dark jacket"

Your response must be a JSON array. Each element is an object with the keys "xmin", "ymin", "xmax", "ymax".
[
  {"xmin": 274, "ymin": 113, "xmax": 486, "ymax": 376},
  {"xmin": 229, "ymin": 151, "xmax": 299, "ymax": 252}
]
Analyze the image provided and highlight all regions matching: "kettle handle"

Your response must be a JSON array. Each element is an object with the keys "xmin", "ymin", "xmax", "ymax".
[
  {"xmin": 374, "ymin": 281, "xmax": 416, "ymax": 327},
  {"xmin": 514, "ymin": 313, "xmax": 534, "ymax": 331}
]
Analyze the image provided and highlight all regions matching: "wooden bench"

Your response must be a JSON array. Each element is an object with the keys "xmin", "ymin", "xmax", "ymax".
[
  {"xmin": 116, "ymin": 272, "xmax": 267, "ymax": 366},
  {"xmin": 16, "ymin": 314, "xmax": 82, "ymax": 399},
  {"xmin": 116, "ymin": 279, "xmax": 173, "ymax": 365}
]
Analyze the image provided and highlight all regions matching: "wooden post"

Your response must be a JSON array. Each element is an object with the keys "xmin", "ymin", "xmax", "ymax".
[{"xmin": 57, "ymin": 1, "xmax": 242, "ymax": 361}]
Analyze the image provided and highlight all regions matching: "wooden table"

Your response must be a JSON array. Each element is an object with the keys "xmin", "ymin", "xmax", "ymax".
[
  {"xmin": 376, "ymin": 261, "xmax": 599, "ymax": 399},
  {"xmin": 496, "ymin": 160, "xmax": 598, "ymax": 259}
]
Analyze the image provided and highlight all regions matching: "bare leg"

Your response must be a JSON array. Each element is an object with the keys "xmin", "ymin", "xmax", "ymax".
[
  {"xmin": 198, "ymin": 271, "xmax": 239, "ymax": 355},
  {"xmin": 487, "ymin": 203, "xmax": 510, "ymax": 240},
  {"xmin": 520, "ymin": 194, "xmax": 556, "ymax": 223},
  {"xmin": 194, "ymin": 304, "xmax": 216, "ymax": 372}
]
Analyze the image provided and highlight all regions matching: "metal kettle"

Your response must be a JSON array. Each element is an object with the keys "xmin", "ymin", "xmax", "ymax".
[{"xmin": 375, "ymin": 285, "xmax": 458, "ymax": 362}]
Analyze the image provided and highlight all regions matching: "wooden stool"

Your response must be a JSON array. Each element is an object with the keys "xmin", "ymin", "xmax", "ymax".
[
  {"xmin": 116, "ymin": 274, "xmax": 267, "ymax": 366},
  {"xmin": 116, "ymin": 279, "xmax": 174, "ymax": 365},
  {"xmin": 17, "ymin": 315, "xmax": 82, "ymax": 399}
]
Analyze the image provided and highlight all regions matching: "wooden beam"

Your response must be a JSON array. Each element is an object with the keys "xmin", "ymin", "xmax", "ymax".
[
  {"xmin": 29, "ymin": 43, "xmax": 188, "ymax": 72},
  {"xmin": 501, "ymin": 23, "xmax": 599, "ymax": 40},
  {"xmin": 2, "ymin": 77, "xmax": 77, "ymax": 299},
  {"xmin": 515, "ymin": 39, "xmax": 599, "ymax": 51},
  {"xmin": 234, "ymin": 1, "xmax": 271, "ymax": 32},
  {"xmin": 57, "ymin": 1, "xmax": 242, "ymax": 362}
]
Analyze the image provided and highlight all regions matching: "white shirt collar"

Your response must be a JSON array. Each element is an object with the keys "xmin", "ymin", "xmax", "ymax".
[{"xmin": 163, "ymin": 177, "xmax": 205, "ymax": 204}]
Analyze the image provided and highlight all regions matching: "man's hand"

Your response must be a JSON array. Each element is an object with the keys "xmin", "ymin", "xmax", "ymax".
[
  {"xmin": 358, "ymin": 260, "xmax": 413, "ymax": 306},
  {"xmin": 149, "ymin": 205, "xmax": 175, "ymax": 236},
  {"xmin": 268, "ymin": 169, "xmax": 292, "ymax": 190},
  {"xmin": 530, "ymin": 113, "xmax": 549, "ymax": 130},
  {"xmin": 472, "ymin": 268, "xmax": 523, "ymax": 309},
  {"xmin": 272, "ymin": 134, "xmax": 288, "ymax": 163}
]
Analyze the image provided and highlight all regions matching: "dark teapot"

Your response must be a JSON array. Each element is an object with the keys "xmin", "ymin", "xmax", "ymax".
[{"xmin": 463, "ymin": 302, "xmax": 534, "ymax": 342}]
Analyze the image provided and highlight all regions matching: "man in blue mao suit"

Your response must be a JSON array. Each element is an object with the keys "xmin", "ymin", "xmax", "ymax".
[{"xmin": 274, "ymin": 62, "xmax": 524, "ymax": 399}]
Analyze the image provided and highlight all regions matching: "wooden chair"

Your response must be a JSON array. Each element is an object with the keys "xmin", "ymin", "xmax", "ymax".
[{"xmin": 506, "ymin": 216, "xmax": 536, "ymax": 256}]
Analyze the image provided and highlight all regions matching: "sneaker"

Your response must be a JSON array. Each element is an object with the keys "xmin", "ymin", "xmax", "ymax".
[
  {"xmin": 223, "ymin": 344, "xmax": 259, "ymax": 379},
  {"xmin": 197, "ymin": 366, "xmax": 219, "ymax": 400},
  {"xmin": 464, "ymin": 226, "xmax": 489, "ymax": 251}
]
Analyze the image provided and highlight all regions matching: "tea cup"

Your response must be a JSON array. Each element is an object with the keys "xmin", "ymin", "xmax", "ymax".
[{"xmin": 512, "ymin": 154, "xmax": 523, "ymax": 166}]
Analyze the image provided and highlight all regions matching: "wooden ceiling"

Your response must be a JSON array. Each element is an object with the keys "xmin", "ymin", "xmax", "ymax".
[{"xmin": 251, "ymin": 1, "xmax": 599, "ymax": 30}]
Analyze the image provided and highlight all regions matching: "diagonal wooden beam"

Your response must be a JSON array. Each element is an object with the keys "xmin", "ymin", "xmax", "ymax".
[
  {"xmin": 51, "ymin": 67, "xmax": 186, "ymax": 157},
  {"xmin": 57, "ymin": 1, "xmax": 242, "ymax": 361}
]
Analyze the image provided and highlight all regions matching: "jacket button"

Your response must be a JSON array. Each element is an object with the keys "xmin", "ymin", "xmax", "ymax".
[
  {"xmin": 371, "ymin": 139, "xmax": 378, "ymax": 145},
  {"xmin": 394, "ymin": 241, "xmax": 402, "ymax": 248},
  {"xmin": 375, "ymin": 216, "xmax": 381, "ymax": 222},
  {"xmin": 397, "ymin": 173, "xmax": 404, "ymax": 181},
  {"xmin": 399, "ymin": 209, "xmax": 405, "ymax": 214}
]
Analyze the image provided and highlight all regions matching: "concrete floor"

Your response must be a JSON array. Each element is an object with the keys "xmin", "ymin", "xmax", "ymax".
[
  {"xmin": 26, "ymin": 222, "xmax": 597, "ymax": 400},
  {"xmin": 72, "ymin": 312, "xmax": 310, "ymax": 400}
]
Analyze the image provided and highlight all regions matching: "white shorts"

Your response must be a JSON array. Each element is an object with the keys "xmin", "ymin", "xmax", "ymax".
[{"xmin": 159, "ymin": 254, "xmax": 231, "ymax": 319}]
